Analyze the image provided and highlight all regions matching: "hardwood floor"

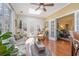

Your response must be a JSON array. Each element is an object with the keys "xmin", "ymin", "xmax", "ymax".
[{"xmin": 43, "ymin": 38, "xmax": 72, "ymax": 56}]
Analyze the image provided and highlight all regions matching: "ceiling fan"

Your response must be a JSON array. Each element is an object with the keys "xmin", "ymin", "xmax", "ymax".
[{"xmin": 31, "ymin": 3, "xmax": 54, "ymax": 12}]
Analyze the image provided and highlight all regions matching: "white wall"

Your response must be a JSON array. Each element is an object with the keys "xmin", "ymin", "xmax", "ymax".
[{"xmin": 18, "ymin": 15, "xmax": 45, "ymax": 37}]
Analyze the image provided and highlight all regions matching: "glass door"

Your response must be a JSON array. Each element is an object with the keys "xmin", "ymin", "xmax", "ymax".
[{"xmin": 48, "ymin": 19, "xmax": 57, "ymax": 40}]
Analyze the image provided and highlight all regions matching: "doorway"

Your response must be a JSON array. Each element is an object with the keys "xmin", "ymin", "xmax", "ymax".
[{"xmin": 57, "ymin": 13, "xmax": 74, "ymax": 40}]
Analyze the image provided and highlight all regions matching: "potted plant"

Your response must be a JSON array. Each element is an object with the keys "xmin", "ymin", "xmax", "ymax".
[{"xmin": 0, "ymin": 32, "xmax": 18, "ymax": 56}]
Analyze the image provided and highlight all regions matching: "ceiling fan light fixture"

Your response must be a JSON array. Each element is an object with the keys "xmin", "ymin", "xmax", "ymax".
[{"xmin": 31, "ymin": 3, "xmax": 54, "ymax": 12}]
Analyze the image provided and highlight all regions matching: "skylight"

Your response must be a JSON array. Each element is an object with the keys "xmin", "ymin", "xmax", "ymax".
[{"xmin": 29, "ymin": 8, "xmax": 41, "ymax": 15}]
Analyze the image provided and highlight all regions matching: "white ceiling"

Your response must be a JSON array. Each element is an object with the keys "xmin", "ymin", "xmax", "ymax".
[{"xmin": 11, "ymin": 3, "xmax": 69, "ymax": 18}]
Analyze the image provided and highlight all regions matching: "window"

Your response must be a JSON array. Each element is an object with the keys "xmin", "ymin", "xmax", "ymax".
[
  {"xmin": 0, "ymin": 3, "xmax": 3, "ymax": 33},
  {"xmin": 3, "ymin": 4, "xmax": 11, "ymax": 32},
  {"xmin": 0, "ymin": 4, "xmax": 3, "ymax": 16},
  {"xmin": 0, "ymin": 3, "xmax": 11, "ymax": 33},
  {"xmin": 76, "ymin": 12, "xmax": 79, "ymax": 32}
]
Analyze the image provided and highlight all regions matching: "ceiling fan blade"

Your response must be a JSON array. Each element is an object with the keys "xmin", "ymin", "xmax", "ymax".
[
  {"xmin": 44, "ymin": 3, "xmax": 54, "ymax": 6},
  {"xmin": 31, "ymin": 3, "xmax": 40, "ymax": 6},
  {"xmin": 43, "ymin": 7, "xmax": 47, "ymax": 12},
  {"xmin": 43, "ymin": 5, "xmax": 46, "ymax": 12},
  {"xmin": 35, "ymin": 6, "xmax": 40, "ymax": 10}
]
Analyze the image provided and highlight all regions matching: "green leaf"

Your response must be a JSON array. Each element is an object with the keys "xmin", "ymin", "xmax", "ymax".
[
  {"xmin": 1, "ymin": 32, "xmax": 12, "ymax": 40},
  {"xmin": 0, "ymin": 45, "xmax": 8, "ymax": 56},
  {"xmin": 0, "ymin": 31, "xmax": 1, "ymax": 35},
  {"xmin": 0, "ymin": 40, "xmax": 2, "ymax": 45}
]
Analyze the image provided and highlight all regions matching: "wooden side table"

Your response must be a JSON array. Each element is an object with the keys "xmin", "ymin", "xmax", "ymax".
[
  {"xmin": 37, "ymin": 34, "xmax": 44, "ymax": 41},
  {"xmin": 35, "ymin": 42, "xmax": 45, "ymax": 53}
]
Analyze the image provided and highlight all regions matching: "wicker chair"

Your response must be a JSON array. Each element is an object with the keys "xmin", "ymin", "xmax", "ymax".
[{"xmin": 69, "ymin": 31, "xmax": 79, "ymax": 56}]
